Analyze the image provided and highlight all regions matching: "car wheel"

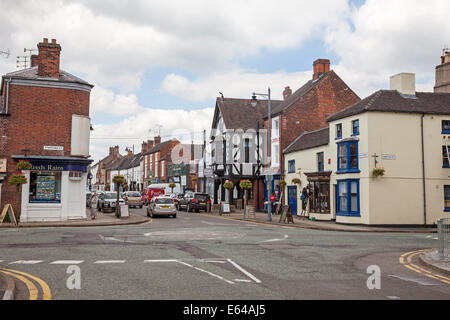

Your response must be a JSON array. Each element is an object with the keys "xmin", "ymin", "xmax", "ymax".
[
  {"xmin": 140, "ymin": 205, "xmax": 143, "ymax": 209},
  {"xmin": 196, "ymin": 209, "xmax": 200, "ymax": 213},
  {"xmin": 173, "ymin": 214, "xmax": 177, "ymax": 218}
]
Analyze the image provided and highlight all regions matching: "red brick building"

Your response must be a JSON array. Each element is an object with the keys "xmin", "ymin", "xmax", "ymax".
[{"xmin": 0, "ymin": 38, "xmax": 94, "ymax": 221}]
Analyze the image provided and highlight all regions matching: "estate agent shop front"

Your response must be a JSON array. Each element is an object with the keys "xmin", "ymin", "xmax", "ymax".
[{"xmin": 13, "ymin": 155, "xmax": 92, "ymax": 222}]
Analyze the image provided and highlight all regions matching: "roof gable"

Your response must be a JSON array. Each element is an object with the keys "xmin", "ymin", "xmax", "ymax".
[{"xmin": 283, "ymin": 127, "xmax": 329, "ymax": 154}]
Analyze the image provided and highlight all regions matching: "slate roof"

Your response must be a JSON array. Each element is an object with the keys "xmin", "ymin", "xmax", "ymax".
[
  {"xmin": 327, "ymin": 90, "xmax": 450, "ymax": 122},
  {"xmin": 214, "ymin": 97, "xmax": 283, "ymax": 131},
  {"xmin": 3, "ymin": 66, "xmax": 93, "ymax": 87},
  {"xmin": 283, "ymin": 127, "xmax": 330, "ymax": 154},
  {"xmin": 143, "ymin": 139, "xmax": 178, "ymax": 156},
  {"xmin": 106, "ymin": 156, "xmax": 129, "ymax": 171}
]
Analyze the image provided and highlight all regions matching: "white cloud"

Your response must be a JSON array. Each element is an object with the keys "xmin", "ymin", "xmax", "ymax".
[
  {"xmin": 0, "ymin": 0, "xmax": 350, "ymax": 92},
  {"xmin": 325, "ymin": 0, "xmax": 450, "ymax": 97},
  {"xmin": 89, "ymin": 86, "xmax": 214, "ymax": 163},
  {"xmin": 162, "ymin": 69, "xmax": 312, "ymax": 101}
]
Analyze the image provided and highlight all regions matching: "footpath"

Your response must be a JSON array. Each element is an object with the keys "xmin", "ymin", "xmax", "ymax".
[{"xmin": 0, "ymin": 209, "xmax": 149, "ymax": 229}]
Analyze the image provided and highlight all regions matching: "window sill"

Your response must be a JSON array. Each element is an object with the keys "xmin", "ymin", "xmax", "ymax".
[
  {"xmin": 336, "ymin": 169, "xmax": 361, "ymax": 174},
  {"xmin": 337, "ymin": 212, "xmax": 361, "ymax": 217},
  {"xmin": 335, "ymin": 137, "xmax": 342, "ymax": 141},
  {"xmin": 351, "ymin": 133, "xmax": 360, "ymax": 137}
]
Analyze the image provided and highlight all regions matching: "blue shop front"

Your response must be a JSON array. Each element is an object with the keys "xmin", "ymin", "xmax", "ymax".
[{"xmin": 13, "ymin": 155, "xmax": 93, "ymax": 222}]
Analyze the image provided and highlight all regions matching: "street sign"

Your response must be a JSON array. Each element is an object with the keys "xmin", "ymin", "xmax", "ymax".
[
  {"xmin": 44, "ymin": 146, "xmax": 64, "ymax": 151},
  {"xmin": 0, "ymin": 204, "xmax": 18, "ymax": 225}
]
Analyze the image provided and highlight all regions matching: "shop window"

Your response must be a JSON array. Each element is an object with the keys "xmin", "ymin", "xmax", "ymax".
[
  {"xmin": 288, "ymin": 160, "xmax": 295, "ymax": 173},
  {"xmin": 337, "ymin": 141, "xmax": 359, "ymax": 174},
  {"xmin": 244, "ymin": 139, "xmax": 250, "ymax": 163},
  {"xmin": 442, "ymin": 120, "xmax": 450, "ymax": 134},
  {"xmin": 336, "ymin": 123, "xmax": 342, "ymax": 139},
  {"xmin": 352, "ymin": 119, "xmax": 360, "ymax": 136},
  {"xmin": 443, "ymin": 145, "xmax": 450, "ymax": 168},
  {"xmin": 337, "ymin": 179, "xmax": 360, "ymax": 216},
  {"xmin": 445, "ymin": 185, "xmax": 450, "ymax": 212},
  {"xmin": 308, "ymin": 181, "xmax": 330, "ymax": 214},
  {"xmin": 69, "ymin": 171, "xmax": 82, "ymax": 180},
  {"xmin": 29, "ymin": 171, "xmax": 62, "ymax": 203},
  {"xmin": 317, "ymin": 152, "xmax": 324, "ymax": 172}
]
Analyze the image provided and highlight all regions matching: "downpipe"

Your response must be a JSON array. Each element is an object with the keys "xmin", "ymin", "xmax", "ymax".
[{"xmin": 421, "ymin": 114, "xmax": 427, "ymax": 226}]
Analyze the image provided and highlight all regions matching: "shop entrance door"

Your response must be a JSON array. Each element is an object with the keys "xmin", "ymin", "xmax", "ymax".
[{"xmin": 288, "ymin": 186, "xmax": 297, "ymax": 215}]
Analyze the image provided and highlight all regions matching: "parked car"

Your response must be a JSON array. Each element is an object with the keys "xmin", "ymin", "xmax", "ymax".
[
  {"xmin": 171, "ymin": 193, "xmax": 184, "ymax": 207},
  {"xmin": 86, "ymin": 192, "xmax": 92, "ymax": 207},
  {"xmin": 122, "ymin": 191, "xmax": 143, "ymax": 208},
  {"xmin": 97, "ymin": 192, "xmax": 125, "ymax": 213},
  {"xmin": 178, "ymin": 193, "xmax": 211, "ymax": 212},
  {"xmin": 147, "ymin": 196, "xmax": 177, "ymax": 218}
]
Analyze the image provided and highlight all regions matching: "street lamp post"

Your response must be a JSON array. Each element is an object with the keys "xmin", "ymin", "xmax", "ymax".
[{"xmin": 251, "ymin": 88, "xmax": 272, "ymax": 222}]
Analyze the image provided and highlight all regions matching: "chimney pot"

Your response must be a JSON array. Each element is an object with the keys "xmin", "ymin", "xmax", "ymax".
[
  {"xmin": 154, "ymin": 136, "xmax": 161, "ymax": 145},
  {"xmin": 43, "ymin": 38, "xmax": 48, "ymax": 43},
  {"xmin": 51, "ymin": 39, "xmax": 57, "ymax": 44}
]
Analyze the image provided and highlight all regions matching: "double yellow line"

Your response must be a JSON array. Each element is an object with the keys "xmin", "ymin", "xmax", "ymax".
[
  {"xmin": 0, "ymin": 267, "xmax": 51, "ymax": 300},
  {"xmin": 399, "ymin": 249, "xmax": 450, "ymax": 285}
]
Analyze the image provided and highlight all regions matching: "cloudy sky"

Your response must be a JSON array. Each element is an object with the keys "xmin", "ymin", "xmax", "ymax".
[{"xmin": 0, "ymin": 0, "xmax": 449, "ymax": 163}]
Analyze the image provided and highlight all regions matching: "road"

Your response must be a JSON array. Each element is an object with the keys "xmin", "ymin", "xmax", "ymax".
[{"xmin": 0, "ymin": 207, "xmax": 449, "ymax": 300}]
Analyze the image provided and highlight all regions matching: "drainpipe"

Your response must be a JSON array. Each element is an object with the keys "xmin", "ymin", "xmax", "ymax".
[
  {"xmin": 421, "ymin": 114, "xmax": 427, "ymax": 225},
  {"xmin": 5, "ymin": 77, "xmax": 11, "ymax": 114}
]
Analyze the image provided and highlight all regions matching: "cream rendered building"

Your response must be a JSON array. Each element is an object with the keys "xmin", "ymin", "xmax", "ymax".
[{"xmin": 284, "ymin": 73, "xmax": 450, "ymax": 226}]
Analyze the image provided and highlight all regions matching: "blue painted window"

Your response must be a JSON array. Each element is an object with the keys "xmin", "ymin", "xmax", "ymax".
[
  {"xmin": 336, "ymin": 123, "xmax": 342, "ymax": 139},
  {"xmin": 443, "ymin": 146, "xmax": 450, "ymax": 168},
  {"xmin": 337, "ymin": 141, "xmax": 360, "ymax": 174},
  {"xmin": 337, "ymin": 179, "xmax": 360, "ymax": 216},
  {"xmin": 317, "ymin": 152, "xmax": 324, "ymax": 172},
  {"xmin": 352, "ymin": 119, "xmax": 360, "ymax": 136},
  {"xmin": 442, "ymin": 120, "xmax": 450, "ymax": 134},
  {"xmin": 288, "ymin": 160, "xmax": 295, "ymax": 173},
  {"xmin": 445, "ymin": 185, "xmax": 450, "ymax": 212}
]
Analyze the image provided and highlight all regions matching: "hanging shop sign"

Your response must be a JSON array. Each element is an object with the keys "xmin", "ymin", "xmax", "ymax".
[{"xmin": 0, "ymin": 158, "xmax": 6, "ymax": 173}]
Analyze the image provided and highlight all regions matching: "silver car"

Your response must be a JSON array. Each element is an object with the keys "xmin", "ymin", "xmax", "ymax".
[{"xmin": 147, "ymin": 196, "xmax": 177, "ymax": 218}]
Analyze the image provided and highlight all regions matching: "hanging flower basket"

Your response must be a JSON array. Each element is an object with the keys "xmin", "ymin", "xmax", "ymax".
[
  {"xmin": 291, "ymin": 178, "xmax": 301, "ymax": 185},
  {"xmin": 169, "ymin": 182, "xmax": 176, "ymax": 189},
  {"xmin": 239, "ymin": 179, "xmax": 252, "ymax": 190},
  {"xmin": 8, "ymin": 173, "xmax": 27, "ymax": 185},
  {"xmin": 112, "ymin": 175, "xmax": 126, "ymax": 185},
  {"xmin": 223, "ymin": 180, "xmax": 234, "ymax": 189},
  {"xmin": 192, "ymin": 177, "xmax": 198, "ymax": 182},
  {"xmin": 372, "ymin": 168, "xmax": 385, "ymax": 177},
  {"xmin": 278, "ymin": 180, "xmax": 287, "ymax": 187},
  {"xmin": 17, "ymin": 160, "xmax": 32, "ymax": 170}
]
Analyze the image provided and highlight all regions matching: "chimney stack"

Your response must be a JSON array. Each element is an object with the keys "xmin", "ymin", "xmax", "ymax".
[
  {"xmin": 31, "ymin": 54, "xmax": 39, "ymax": 68},
  {"xmin": 37, "ymin": 38, "xmax": 61, "ymax": 78},
  {"xmin": 313, "ymin": 59, "xmax": 330, "ymax": 80},
  {"xmin": 154, "ymin": 136, "xmax": 161, "ymax": 145},
  {"xmin": 435, "ymin": 51, "xmax": 450, "ymax": 93},
  {"xmin": 283, "ymin": 86, "xmax": 292, "ymax": 100},
  {"xmin": 390, "ymin": 73, "xmax": 416, "ymax": 96}
]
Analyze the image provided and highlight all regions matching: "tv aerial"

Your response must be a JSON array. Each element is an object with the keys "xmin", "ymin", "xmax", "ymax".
[
  {"xmin": 16, "ymin": 48, "xmax": 38, "ymax": 69},
  {"xmin": 0, "ymin": 48, "xmax": 10, "ymax": 58}
]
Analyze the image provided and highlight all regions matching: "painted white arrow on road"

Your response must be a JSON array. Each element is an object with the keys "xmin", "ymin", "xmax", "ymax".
[{"xmin": 257, "ymin": 234, "xmax": 289, "ymax": 243}]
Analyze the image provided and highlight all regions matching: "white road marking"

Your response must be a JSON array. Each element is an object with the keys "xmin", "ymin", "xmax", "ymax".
[
  {"xmin": 205, "ymin": 260, "xmax": 227, "ymax": 264},
  {"xmin": 258, "ymin": 234, "xmax": 289, "ymax": 243},
  {"xmin": 176, "ymin": 260, "xmax": 235, "ymax": 285},
  {"xmin": 388, "ymin": 275, "xmax": 439, "ymax": 286},
  {"xmin": 281, "ymin": 226, "xmax": 295, "ymax": 229},
  {"xmin": 50, "ymin": 260, "xmax": 84, "ymax": 265},
  {"xmin": 99, "ymin": 235, "xmax": 136, "ymax": 243},
  {"xmin": 426, "ymin": 235, "xmax": 433, "ymax": 238},
  {"xmin": 227, "ymin": 259, "xmax": 261, "ymax": 283},
  {"xmin": 233, "ymin": 279, "xmax": 252, "ymax": 283},
  {"xmin": 144, "ymin": 259, "xmax": 179, "ymax": 263},
  {"xmin": 94, "ymin": 260, "xmax": 126, "ymax": 264},
  {"xmin": 387, "ymin": 296, "xmax": 401, "ymax": 300},
  {"xmin": 9, "ymin": 260, "xmax": 43, "ymax": 264}
]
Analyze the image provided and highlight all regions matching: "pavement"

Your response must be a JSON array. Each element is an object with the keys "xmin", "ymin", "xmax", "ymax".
[
  {"xmin": 419, "ymin": 250, "xmax": 450, "ymax": 276},
  {"xmin": 202, "ymin": 208, "xmax": 438, "ymax": 233},
  {"xmin": 0, "ymin": 207, "xmax": 150, "ymax": 228}
]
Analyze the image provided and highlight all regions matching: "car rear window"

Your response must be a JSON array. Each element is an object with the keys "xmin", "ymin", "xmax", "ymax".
[
  {"xmin": 104, "ymin": 193, "xmax": 117, "ymax": 199},
  {"xmin": 194, "ymin": 194, "xmax": 208, "ymax": 201},
  {"xmin": 128, "ymin": 192, "xmax": 141, "ymax": 197},
  {"xmin": 156, "ymin": 198, "xmax": 173, "ymax": 204}
]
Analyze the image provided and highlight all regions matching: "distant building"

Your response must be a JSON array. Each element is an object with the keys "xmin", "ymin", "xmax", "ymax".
[
  {"xmin": 0, "ymin": 38, "xmax": 94, "ymax": 222},
  {"xmin": 434, "ymin": 50, "xmax": 450, "ymax": 93}
]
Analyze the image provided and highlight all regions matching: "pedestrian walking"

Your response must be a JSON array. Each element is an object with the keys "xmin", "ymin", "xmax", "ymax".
[
  {"xmin": 300, "ymin": 187, "xmax": 308, "ymax": 218},
  {"xmin": 90, "ymin": 192, "xmax": 98, "ymax": 220}
]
